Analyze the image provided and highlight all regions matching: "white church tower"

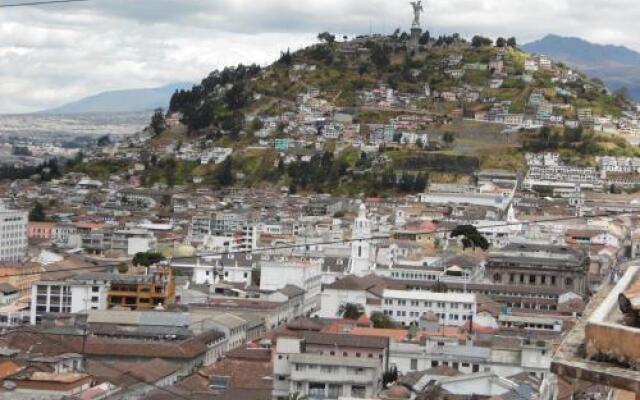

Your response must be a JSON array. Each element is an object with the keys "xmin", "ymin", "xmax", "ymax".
[{"xmin": 349, "ymin": 203, "xmax": 374, "ymax": 276}]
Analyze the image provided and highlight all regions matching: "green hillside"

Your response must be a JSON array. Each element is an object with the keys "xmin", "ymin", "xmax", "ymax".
[{"xmin": 84, "ymin": 32, "xmax": 637, "ymax": 195}]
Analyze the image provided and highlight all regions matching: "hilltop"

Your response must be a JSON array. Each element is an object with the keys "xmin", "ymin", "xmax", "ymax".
[{"xmin": 73, "ymin": 32, "xmax": 639, "ymax": 195}]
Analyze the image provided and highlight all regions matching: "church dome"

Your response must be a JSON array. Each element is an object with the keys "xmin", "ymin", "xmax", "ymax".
[
  {"xmin": 174, "ymin": 244, "xmax": 196, "ymax": 258},
  {"xmin": 387, "ymin": 384, "xmax": 411, "ymax": 399}
]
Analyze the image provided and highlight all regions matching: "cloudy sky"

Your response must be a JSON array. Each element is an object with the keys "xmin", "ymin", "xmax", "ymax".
[{"xmin": 2, "ymin": 0, "xmax": 639, "ymax": 113}]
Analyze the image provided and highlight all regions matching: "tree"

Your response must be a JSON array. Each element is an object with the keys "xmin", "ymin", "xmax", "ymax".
[
  {"xmin": 225, "ymin": 82, "xmax": 250, "ymax": 110},
  {"xmin": 97, "ymin": 135, "xmax": 111, "ymax": 147},
  {"xmin": 338, "ymin": 303, "xmax": 364, "ymax": 320},
  {"xmin": 442, "ymin": 132, "xmax": 455, "ymax": 147},
  {"xmin": 450, "ymin": 225, "xmax": 490, "ymax": 251},
  {"xmin": 216, "ymin": 157, "xmax": 235, "ymax": 186},
  {"xmin": 495, "ymin": 37, "xmax": 507, "ymax": 47},
  {"xmin": 317, "ymin": 31, "xmax": 336, "ymax": 45},
  {"xmin": 370, "ymin": 43, "xmax": 391, "ymax": 70},
  {"xmin": 471, "ymin": 35, "xmax": 493, "ymax": 48},
  {"xmin": 358, "ymin": 62, "xmax": 369, "ymax": 76},
  {"xmin": 419, "ymin": 31, "xmax": 431, "ymax": 45},
  {"xmin": 150, "ymin": 108, "xmax": 166, "ymax": 136},
  {"xmin": 132, "ymin": 252, "xmax": 165, "ymax": 267},
  {"xmin": 383, "ymin": 366, "xmax": 399, "ymax": 386},
  {"xmin": 564, "ymin": 126, "xmax": 583, "ymax": 143},
  {"xmin": 507, "ymin": 37, "xmax": 517, "ymax": 47},
  {"xmin": 371, "ymin": 311, "xmax": 397, "ymax": 329},
  {"xmin": 162, "ymin": 157, "xmax": 177, "ymax": 187},
  {"xmin": 279, "ymin": 48, "xmax": 293, "ymax": 65},
  {"xmin": 29, "ymin": 202, "xmax": 46, "ymax": 222}
]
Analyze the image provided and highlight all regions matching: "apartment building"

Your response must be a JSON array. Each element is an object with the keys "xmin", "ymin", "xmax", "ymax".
[
  {"xmin": 381, "ymin": 289, "xmax": 476, "ymax": 327},
  {"xmin": 30, "ymin": 268, "xmax": 175, "ymax": 324},
  {"xmin": 30, "ymin": 276, "xmax": 106, "ymax": 324},
  {"xmin": 0, "ymin": 207, "xmax": 28, "ymax": 264},
  {"xmin": 190, "ymin": 211, "xmax": 257, "ymax": 251},
  {"xmin": 79, "ymin": 228, "xmax": 157, "ymax": 256},
  {"xmin": 273, "ymin": 332, "xmax": 388, "ymax": 400}
]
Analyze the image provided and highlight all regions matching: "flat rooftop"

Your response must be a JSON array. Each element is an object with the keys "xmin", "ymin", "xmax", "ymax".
[{"xmin": 551, "ymin": 265, "xmax": 640, "ymax": 393}]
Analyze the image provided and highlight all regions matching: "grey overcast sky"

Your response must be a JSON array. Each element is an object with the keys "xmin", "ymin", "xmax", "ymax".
[{"xmin": 1, "ymin": 0, "xmax": 639, "ymax": 113}]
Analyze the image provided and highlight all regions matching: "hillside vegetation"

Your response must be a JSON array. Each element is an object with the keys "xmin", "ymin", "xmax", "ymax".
[{"xmin": 76, "ymin": 32, "xmax": 637, "ymax": 195}]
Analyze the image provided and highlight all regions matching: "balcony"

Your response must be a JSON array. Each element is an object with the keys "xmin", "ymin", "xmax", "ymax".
[{"xmin": 288, "ymin": 354, "xmax": 378, "ymax": 385}]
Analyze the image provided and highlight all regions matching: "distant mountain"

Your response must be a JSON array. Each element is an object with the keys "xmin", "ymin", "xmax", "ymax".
[
  {"xmin": 523, "ymin": 34, "xmax": 640, "ymax": 100},
  {"xmin": 41, "ymin": 82, "xmax": 194, "ymax": 114}
]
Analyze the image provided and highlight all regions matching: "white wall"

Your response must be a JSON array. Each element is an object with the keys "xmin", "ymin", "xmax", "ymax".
[
  {"xmin": 318, "ymin": 288, "xmax": 367, "ymax": 318},
  {"xmin": 127, "ymin": 237, "xmax": 154, "ymax": 256}
]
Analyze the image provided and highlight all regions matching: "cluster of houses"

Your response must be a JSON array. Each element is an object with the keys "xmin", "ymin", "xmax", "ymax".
[
  {"xmin": 524, "ymin": 152, "xmax": 640, "ymax": 192},
  {"xmin": 1, "ymin": 33, "xmax": 640, "ymax": 400},
  {"xmin": 1, "ymin": 142, "xmax": 639, "ymax": 398}
]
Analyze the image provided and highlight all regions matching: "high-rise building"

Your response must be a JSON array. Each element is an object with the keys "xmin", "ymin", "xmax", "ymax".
[{"xmin": 0, "ymin": 207, "xmax": 28, "ymax": 264}]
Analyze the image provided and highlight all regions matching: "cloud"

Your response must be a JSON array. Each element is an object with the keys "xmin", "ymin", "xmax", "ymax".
[{"xmin": 1, "ymin": 0, "xmax": 640, "ymax": 113}]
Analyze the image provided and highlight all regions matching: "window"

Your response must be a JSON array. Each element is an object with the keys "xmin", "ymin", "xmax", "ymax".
[
  {"xmin": 92, "ymin": 286, "xmax": 99, "ymax": 293},
  {"xmin": 356, "ymin": 353, "xmax": 361, "ymax": 358},
  {"xmin": 351, "ymin": 385, "xmax": 366, "ymax": 398},
  {"xmin": 565, "ymin": 278, "xmax": 574, "ymax": 286},
  {"xmin": 328, "ymin": 384, "xmax": 343, "ymax": 398},
  {"xmin": 91, "ymin": 296, "xmax": 99, "ymax": 303},
  {"xmin": 410, "ymin": 359, "xmax": 418, "ymax": 370}
]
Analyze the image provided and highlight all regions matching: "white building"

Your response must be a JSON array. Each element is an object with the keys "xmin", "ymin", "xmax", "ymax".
[
  {"xmin": 0, "ymin": 207, "xmax": 28, "ymax": 264},
  {"xmin": 318, "ymin": 275, "xmax": 371, "ymax": 319},
  {"xmin": 171, "ymin": 254, "xmax": 255, "ymax": 285},
  {"xmin": 391, "ymin": 338, "xmax": 551, "ymax": 378},
  {"xmin": 273, "ymin": 336, "xmax": 382, "ymax": 400},
  {"xmin": 260, "ymin": 257, "xmax": 322, "ymax": 314},
  {"xmin": 200, "ymin": 147, "xmax": 233, "ymax": 165},
  {"xmin": 381, "ymin": 289, "xmax": 476, "ymax": 327},
  {"xmin": 349, "ymin": 204, "xmax": 375, "ymax": 276},
  {"xmin": 30, "ymin": 273, "xmax": 111, "ymax": 324}
]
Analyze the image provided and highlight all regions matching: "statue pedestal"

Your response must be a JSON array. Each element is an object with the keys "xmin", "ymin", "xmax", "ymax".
[{"xmin": 409, "ymin": 27, "xmax": 422, "ymax": 50}]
